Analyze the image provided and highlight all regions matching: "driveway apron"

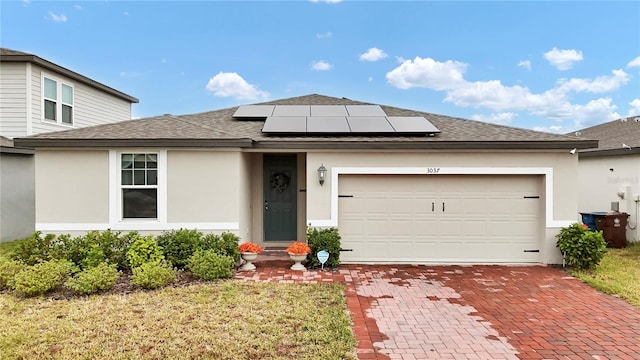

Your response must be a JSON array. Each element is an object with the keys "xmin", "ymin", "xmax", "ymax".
[{"xmin": 235, "ymin": 260, "xmax": 640, "ymax": 360}]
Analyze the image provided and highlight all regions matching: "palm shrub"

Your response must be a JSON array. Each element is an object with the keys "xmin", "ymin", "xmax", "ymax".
[
  {"xmin": 306, "ymin": 227, "xmax": 342, "ymax": 268},
  {"xmin": 556, "ymin": 223, "xmax": 607, "ymax": 270},
  {"xmin": 187, "ymin": 249, "xmax": 235, "ymax": 280}
]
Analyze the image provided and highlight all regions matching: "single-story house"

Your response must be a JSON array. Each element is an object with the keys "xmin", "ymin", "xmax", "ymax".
[
  {"xmin": 570, "ymin": 117, "xmax": 640, "ymax": 243},
  {"xmin": 0, "ymin": 47, "xmax": 138, "ymax": 242},
  {"xmin": 14, "ymin": 94, "xmax": 597, "ymax": 264}
]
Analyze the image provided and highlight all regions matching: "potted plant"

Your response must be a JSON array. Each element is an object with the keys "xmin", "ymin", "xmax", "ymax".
[
  {"xmin": 238, "ymin": 242, "xmax": 264, "ymax": 271},
  {"xmin": 285, "ymin": 241, "xmax": 311, "ymax": 270}
]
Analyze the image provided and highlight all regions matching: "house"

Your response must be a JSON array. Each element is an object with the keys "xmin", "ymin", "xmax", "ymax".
[
  {"xmin": 570, "ymin": 117, "xmax": 640, "ymax": 243},
  {"xmin": 14, "ymin": 94, "xmax": 597, "ymax": 264},
  {"xmin": 0, "ymin": 48, "xmax": 139, "ymax": 242}
]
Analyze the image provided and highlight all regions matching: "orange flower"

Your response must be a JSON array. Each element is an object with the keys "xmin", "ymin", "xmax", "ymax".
[
  {"xmin": 238, "ymin": 242, "xmax": 264, "ymax": 254},
  {"xmin": 581, "ymin": 223, "xmax": 589, "ymax": 229},
  {"xmin": 286, "ymin": 241, "xmax": 311, "ymax": 255}
]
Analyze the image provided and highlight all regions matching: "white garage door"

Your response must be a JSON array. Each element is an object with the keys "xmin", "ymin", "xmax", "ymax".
[{"xmin": 338, "ymin": 175, "xmax": 542, "ymax": 263}]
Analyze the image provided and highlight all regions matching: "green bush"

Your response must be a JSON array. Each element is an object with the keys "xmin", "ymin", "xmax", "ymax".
[
  {"xmin": 187, "ymin": 249, "xmax": 235, "ymax": 280},
  {"xmin": 201, "ymin": 232, "xmax": 241, "ymax": 263},
  {"xmin": 131, "ymin": 261, "xmax": 176, "ymax": 289},
  {"xmin": 156, "ymin": 229, "xmax": 203, "ymax": 269},
  {"xmin": 12, "ymin": 231, "xmax": 59, "ymax": 265},
  {"xmin": 557, "ymin": 223, "xmax": 607, "ymax": 270},
  {"xmin": 10, "ymin": 259, "xmax": 76, "ymax": 297},
  {"xmin": 126, "ymin": 235, "xmax": 164, "ymax": 268},
  {"xmin": 65, "ymin": 262, "xmax": 120, "ymax": 295},
  {"xmin": 306, "ymin": 227, "xmax": 342, "ymax": 268},
  {"xmin": 0, "ymin": 258, "xmax": 25, "ymax": 290}
]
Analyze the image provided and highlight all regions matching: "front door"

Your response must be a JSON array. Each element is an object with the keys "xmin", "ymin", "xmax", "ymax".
[{"xmin": 263, "ymin": 154, "xmax": 297, "ymax": 241}]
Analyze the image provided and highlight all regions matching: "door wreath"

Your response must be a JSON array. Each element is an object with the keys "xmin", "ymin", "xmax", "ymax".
[{"xmin": 270, "ymin": 172, "xmax": 290, "ymax": 193}]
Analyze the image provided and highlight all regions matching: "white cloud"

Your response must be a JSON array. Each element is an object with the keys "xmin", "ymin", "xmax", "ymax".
[
  {"xmin": 359, "ymin": 47, "xmax": 388, "ymax": 62},
  {"xmin": 385, "ymin": 56, "xmax": 467, "ymax": 91},
  {"xmin": 205, "ymin": 72, "xmax": 269, "ymax": 101},
  {"xmin": 471, "ymin": 112, "xmax": 517, "ymax": 125},
  {"xmin": 123, "ymin": 11, "xmax": 130, "ymax": 16},
  {"xmin": 629, "ymin": 98, "xmax": 640, "ymax": 116},
  {"xmin": 569, "ymin": 98, "xmax": 620, "ymax": 129},
  {"xmin": 554, "ymin": 69, "xmax": 629, "ymax": 94},
  {"xmin": 48, "ymin": 11, "xmax": 68, "ymax": 22},
  {"xmin": 627, "ymin": 56, "xmax": 640, "ymax": 68},
  {"xmin": 368, "ymin": 77, "xmax": 373, "ymax": 83},
  {"xmin": 22, "ymin": 0, "xmax": 30, "ymax": 6},
  {"xmin": 311, "ymin": 60, "xmax": 332, "ymax": 71},
  {"xmin": 74, "ymin": 5, "xmax": 82, "ymax": 10},
  {"xmin": 316, "ymin": 32, "xmax": 332, "ymax": 39},
  {"xmin": 544, "ymin": 47, "xmax": 583, "ymax": 70},
  {"xmin": 533, "ymin": 125, "xmax": 564, "ymax": 134},
  {"xmin": 517, "ymin": 60, "xmax": 531, "ymax": 71}
]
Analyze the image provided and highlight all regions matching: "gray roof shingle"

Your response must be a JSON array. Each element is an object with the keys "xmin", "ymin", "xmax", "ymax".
[
  {"xmin": 567, "ymin": 116, "xmax": 640, "ymax": 155},
  {"xmin": 15, "ymin": 94, "xmax": 597, "ymax": 150}
]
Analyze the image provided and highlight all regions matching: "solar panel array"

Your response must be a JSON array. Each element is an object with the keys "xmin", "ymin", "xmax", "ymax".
[{"xmin": 232, "ymin": 105, "xmax": 440, "ymax": 136}]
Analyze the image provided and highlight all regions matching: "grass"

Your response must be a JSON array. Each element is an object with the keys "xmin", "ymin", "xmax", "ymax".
[
  {"xmin": 572, "ymin": 243, "xmax": 640, "ymax": 306},
  {"xmin": 0, "ymin": 281, "xmax": 357, "ymax": 359}
]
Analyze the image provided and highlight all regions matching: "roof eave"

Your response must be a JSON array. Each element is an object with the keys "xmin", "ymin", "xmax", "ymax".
[
  {"xmin": 13, "ymin": 138, "xmax": 253, "ymax": 148},
  {"xmin": 0, "ymin": 146, "xmax": 35, "ymax": 155},
  {"xmin": 2, "ymin": 54, "xmax": 139, "ymax": 103},
  {"xmin": 253, "ymin": 140, "xmax": 599, "ymax": 150},
  {"xmin": 579, "ymin": 147, "xmax": 640, "ymax": 158}
]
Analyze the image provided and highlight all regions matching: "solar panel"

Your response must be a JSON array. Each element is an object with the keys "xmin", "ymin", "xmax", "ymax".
[
  {"xmin": 232, "ymin": 105, "xmax": 275, "ymax": 118},
  {"xmin": 347, "ymin": 116, "xmax": 394, "ymax": 133},
  {"xmin": 387, "ymin": 117, "xmax": 441, "ymax": 134},
  {"xmin": 307, "ymin": 116, "xmax": 351, "ymax": 133},
  {"xmin": 262, "ymin": 116, "xmax": 307, "ymax": 133},
  {"xmin": 345, "ymin": 105, "xmax": 386, "ymax": 116},
  {"xmin": 310, "ymin": 105, "xmax": 349, "ymax": 116},
  {"xmin": 272, "ymin": 105, "xmax": 311, "ymax": 117}
]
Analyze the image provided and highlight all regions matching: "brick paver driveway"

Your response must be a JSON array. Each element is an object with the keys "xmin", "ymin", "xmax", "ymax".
[{"xmin": 235, "ymin": 259, "xmax": 640, "ymax": 360}]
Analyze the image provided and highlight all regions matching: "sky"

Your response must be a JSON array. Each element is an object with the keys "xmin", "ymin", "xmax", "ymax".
[{"xmin": 2, "ymin": 0, "xmax": 639, "ymax": 134}]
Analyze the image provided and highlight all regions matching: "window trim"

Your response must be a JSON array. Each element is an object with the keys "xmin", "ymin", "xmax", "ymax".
[
  {"xmin": 110, "ymin": 150, "xmax": 167, "ymax": 223},
  {"xmin": 41, "ymin": 73, "xmax": 74, "ymax": 126}
]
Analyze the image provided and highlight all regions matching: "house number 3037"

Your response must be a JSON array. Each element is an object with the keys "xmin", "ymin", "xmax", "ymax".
[{"xmin": 426, "ymin": 167, "xmax": 440, "ymax": 174}]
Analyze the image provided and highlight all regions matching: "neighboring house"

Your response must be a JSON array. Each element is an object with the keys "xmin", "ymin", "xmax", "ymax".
[
  {"xmin": 15, "ymin": 94, "xmax": 597, "ymax": 264},
  {"xmin": 0, "ymin": 48, "xmax": 138, "ymax": 242},
  {"xmin": 570, "ymin": 117, "xmax": 640, "ymax": 243}
]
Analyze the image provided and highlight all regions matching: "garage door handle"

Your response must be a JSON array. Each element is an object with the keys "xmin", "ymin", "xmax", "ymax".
[
  {"xmin": 442, "ymin": 202, "xmax": 445, "ymax": 212},
  {"xmin": 432, "ymin": 202, "xmax": 435, "ymax": 212}
]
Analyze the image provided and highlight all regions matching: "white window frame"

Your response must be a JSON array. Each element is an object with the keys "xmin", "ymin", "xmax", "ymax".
[
  {"xmin": 42, "ymin": 73, "xmax": 74, "ymax": 126},
  {"xmin": 110, "ymin": 150, "xmax": 168, "ymax": 224}
]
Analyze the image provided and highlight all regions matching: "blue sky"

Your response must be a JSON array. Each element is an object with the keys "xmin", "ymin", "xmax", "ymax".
[{"xmin": 3, "ymin": 0, "xmax": 639, "ymax": 133}]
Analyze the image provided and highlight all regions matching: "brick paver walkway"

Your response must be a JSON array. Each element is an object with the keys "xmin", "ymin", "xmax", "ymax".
[{"xmin": 235, "ymin": 254, "xmax": 640, "ymax": 360}]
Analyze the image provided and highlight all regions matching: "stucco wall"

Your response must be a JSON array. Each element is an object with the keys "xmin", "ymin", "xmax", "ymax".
[
  {"xmin": 0, "ymin": 153, "xmax": 34, "ymax": 242},
  {"xmin": 35, "ymin": 150, "xmax": 109, "ymax": 224},
  {"xmin": 578, "ymin": 155, "xmax": 640, "ymax": 243}
]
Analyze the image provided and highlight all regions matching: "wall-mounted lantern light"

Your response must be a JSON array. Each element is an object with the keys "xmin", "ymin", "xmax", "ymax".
[{"xmin": 317, "ymin": 164, "xmax": 327, "ymax": 186}]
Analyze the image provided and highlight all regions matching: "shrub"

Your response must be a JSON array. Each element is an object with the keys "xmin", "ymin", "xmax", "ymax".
[
  {"xmin": 10, "ymin": 259, "xmax": 76, "ymax": 297},
  {"xmin": 131, "ymin": 261, "xmax": 176, "ymax": 289},
  {"xmin": 0, "ymin": 258, "xmax": 25, "ymax": 290},
  {"xmin": 201, "ymin": 232, "xmax": 241, "ymax": 263},
  {"xmin": 12, "ymin": 231, "xmax": 59, "ymax": 265},
  {"xmin": 126, "ymin": 235, "xmax": 164, "ymax": 268},
  {"xmin": 156, "ymin": 229, "xmax": 203, "ymax": 269},
  {"xmin": 556, "ymin": 223, "xmax": 607, "ymax": 270},
  {"xmin": 65, "ymin": 262, "xmax": 120, "ymax": 295},
  {"xmin": 306, "ymin": 227, "xmax": 342, "ymax": 268},
  {"xmin": 187, "ymin": 249, "xmax": 235, "ymax": 280}
]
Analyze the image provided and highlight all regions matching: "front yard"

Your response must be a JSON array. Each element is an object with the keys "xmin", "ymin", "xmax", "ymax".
[
  {"xmin": 0, "ymin": 281, "xmax": 357, "ymax": 359},
  {"xmin": 571, "ymin": 243, "xmax": 640, "ymax": 306}
]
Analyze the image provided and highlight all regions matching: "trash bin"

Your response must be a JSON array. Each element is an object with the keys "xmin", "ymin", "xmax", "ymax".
[
  {"xmin": 594, "ymin": 213, "xmax": 629, "ymax": 248},
  {"xmin": 580, "ymin": 212, "xmax": 608, "ymax": 231}
]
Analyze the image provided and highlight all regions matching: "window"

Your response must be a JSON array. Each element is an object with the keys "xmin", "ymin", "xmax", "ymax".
[
  {"xmin": 42, "ymin": 76, "xmax": 73, "ymax": 125},
  {"xmin": 121, "ymin": 153, "xmax": 158, "ymax": 219}
]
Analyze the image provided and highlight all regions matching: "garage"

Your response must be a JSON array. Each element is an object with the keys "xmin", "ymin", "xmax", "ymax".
[{"xmin": 338, "ymin": 174, "xmax": 543, "ymax": 263}]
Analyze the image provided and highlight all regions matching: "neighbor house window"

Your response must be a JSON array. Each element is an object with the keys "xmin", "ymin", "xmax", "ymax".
[
  {"xmin": 42, "ymin": 76, "xmax": 73, "ymax": 125},
  {"xmin": 121, "ymin": 153, "xmax": 158, "ymax": 219}
]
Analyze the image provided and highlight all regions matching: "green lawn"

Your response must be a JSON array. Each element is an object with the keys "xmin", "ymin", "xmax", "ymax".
[{"xmin": 572, "ymin": 243, "xmax": 640, "ymax": 307}]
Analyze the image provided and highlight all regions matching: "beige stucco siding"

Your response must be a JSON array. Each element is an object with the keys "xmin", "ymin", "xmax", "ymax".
[
  {"xmin": 35, "ymin": 150, "xmax": 109, "ymax": 223},
  {"xmin": 238, "ymin": 152, "xmax": 252, "ymax": 242},
  {"xmin": 578, "ymin": 155, "xmax": 640, "ymax": 242},
  {"xmin": 167, "ymin": 150, "xmax": 240, "ymax": 224}
]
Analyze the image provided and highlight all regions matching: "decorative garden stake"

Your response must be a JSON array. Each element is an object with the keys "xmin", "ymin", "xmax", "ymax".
[{"xmin": 317, "ymin": 250, "xmax": 329, "ymax": 270}]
